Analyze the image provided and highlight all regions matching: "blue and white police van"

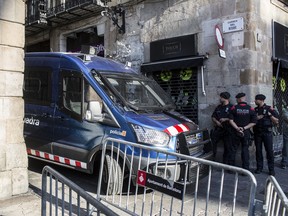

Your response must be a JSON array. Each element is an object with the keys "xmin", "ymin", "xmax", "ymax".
[{"xmin": 23, "ymin": 52, "xmax": 212, "ymax": 193}]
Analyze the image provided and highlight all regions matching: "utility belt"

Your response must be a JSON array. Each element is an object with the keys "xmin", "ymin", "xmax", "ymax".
[
  {"xmin": 254, "ymin": 126, "xmax": 273, "ymax": 133},
  {"xmin": 214, "ymin": 124, "xmax": 232, "ymax": 132},
  {"xmin": 259, "ymin": 118, "xmax": 273, "ymax": 127}
]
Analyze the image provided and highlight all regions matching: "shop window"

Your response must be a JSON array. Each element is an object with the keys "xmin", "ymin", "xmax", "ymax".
[
  {"xmin": 273, "ymin": 66, "xmax": 288, "ymax": 132},
  {"xmin": 148, "ymin": 68, "xmax": 198, "ymax": 124},
  {"xmin": 23, "ymin": 67, "xmax": 52, "ymax": 105}
]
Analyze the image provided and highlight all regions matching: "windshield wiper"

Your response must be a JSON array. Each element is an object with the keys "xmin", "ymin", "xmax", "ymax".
[{"xmin": 126, "ymin": 103, "xmax": 139, "ymax": 111}]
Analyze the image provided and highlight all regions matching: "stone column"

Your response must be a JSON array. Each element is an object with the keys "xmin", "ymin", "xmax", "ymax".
[{"xmin": 0, "ymin": 0, "xmax": 28, "ymax": 199}]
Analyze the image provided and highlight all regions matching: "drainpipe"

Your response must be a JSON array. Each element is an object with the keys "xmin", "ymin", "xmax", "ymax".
[{"xmin": 201, "ymin": 66, "xmax": 206, "ymax": 96}]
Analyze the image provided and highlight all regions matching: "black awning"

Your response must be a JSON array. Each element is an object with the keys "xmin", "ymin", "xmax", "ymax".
[{"xmin": 141, "ymin": 56, "xmax": 205, "ymax": 73}]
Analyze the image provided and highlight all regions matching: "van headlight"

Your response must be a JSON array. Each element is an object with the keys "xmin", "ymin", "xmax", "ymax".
[{"xmin": 131, "ymin": 124, "xmax": 170, "ymax": 146}]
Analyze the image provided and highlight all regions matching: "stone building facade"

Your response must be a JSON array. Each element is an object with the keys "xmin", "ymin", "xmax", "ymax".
[
  {"xmin": 26, "ymin": 0, "xmax": 288, "ymax": 129},
  {"xmin": 0, "ymin": 0, "xmax": 28, "ymax": 199}
]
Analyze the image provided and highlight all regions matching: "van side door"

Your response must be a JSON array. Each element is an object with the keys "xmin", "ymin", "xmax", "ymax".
[
  {"xmin": 53, "ymin": 69, "xmax": 105, "ymax": 171},
  {"xmin": 23, "ymin": 66, "xmax": 54, "ymax": 154}
]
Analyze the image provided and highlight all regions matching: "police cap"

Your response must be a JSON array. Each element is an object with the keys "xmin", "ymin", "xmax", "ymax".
[
  {"xmin": 220, "ymin": 92, "xmax": 230, "ymax": 99},
  {"xmin": 255, "ymin": 94, "xmax": 266, "ymax": 101},
  {"xmin": 235, "ymin": 92, "xmax": 246, "ymax": 99}
]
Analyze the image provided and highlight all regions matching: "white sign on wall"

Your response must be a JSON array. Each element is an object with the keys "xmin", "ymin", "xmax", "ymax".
[{"xmin": 223, "ymin": 17, "xmax": 244, "ymax": 33}]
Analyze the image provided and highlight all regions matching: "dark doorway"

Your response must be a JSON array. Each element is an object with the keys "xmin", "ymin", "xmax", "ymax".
[
  {"xmin": 26, "ymin": 40, "xmax": 50, "ymax": 52},
  {"xmin": 66, "ymin": 31, "xmax": 104, "ymax": 57}
]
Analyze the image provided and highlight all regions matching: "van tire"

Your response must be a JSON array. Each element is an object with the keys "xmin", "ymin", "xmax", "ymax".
[{"xmin": 102, "ymin": 154, "xmax": 123, "ymax": 195}]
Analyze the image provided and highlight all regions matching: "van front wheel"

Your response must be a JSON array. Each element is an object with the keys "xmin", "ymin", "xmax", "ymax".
[{"xmin": 102, "ymin": 154, "xmax": 123, "ymax": 195}]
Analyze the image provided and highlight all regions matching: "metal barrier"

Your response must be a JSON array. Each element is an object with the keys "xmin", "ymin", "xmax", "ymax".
[
  {"xmin": 41, "ymin": 165, "xmax": 118, "ymax": 216},
  {"xmin": 96, "ymin": 138, "xmax": 258, "ymax": 216},
  {"xmin": 263, "ymin": 176, "xmax": 288, "ymax": 216}
]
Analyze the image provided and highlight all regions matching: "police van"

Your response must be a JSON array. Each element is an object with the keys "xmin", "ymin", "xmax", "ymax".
[{"xmin": 23, "ymin": 52, "xmax": 212, "ymax": 193}]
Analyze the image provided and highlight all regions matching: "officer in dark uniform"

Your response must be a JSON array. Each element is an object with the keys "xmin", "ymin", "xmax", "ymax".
[
  {"xmin": 211, "ymin": 92, "xmax": 233, "ymax": 164},
  {"xmin": 253, "ymin": 94, "xmax": 279, "ymax": 176},
  {"xmin": 229, "ymin": 93, "xmax": 257, "ymax": 170}
]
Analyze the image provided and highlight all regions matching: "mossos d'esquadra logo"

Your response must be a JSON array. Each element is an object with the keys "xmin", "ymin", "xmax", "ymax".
[{"xmin": 24, "ymin": 116, "xmax": 40, "ymax": 126}]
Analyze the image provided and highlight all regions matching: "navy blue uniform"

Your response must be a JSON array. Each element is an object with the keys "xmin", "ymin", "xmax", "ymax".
[
  {"xmin": 211, "ymin": 104, "xmax": 233, "ymax": 164},
  {"xmin": 253, "ymin": 104, "xmax": 279, "ymax": 173},
  {"xmin": 229, "ymin": 102, "xmax": 257, "ymax": 169}
]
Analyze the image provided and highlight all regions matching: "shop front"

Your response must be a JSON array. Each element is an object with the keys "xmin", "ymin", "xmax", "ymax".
[
  {"xmin": 273, "ymin": 21, "xmax": 288, "ymax": 125},
  {"xmin": 141, "ymin": 34, "xmax": 205, "ymax": 124},
  {"xmin": 272, "ymin": 21, "xmax": 288, "ymax": 156}
]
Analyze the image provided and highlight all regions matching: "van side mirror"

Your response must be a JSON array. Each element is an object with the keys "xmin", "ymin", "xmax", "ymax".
[{"xmin": 85, "ymin": 101, "xmax": 103, "ymax": 122}]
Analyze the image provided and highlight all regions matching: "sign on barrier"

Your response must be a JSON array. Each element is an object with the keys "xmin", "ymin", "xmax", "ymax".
[{"xmin": 137, "ymin": 170, "xmax": 184, "ymax": 200}]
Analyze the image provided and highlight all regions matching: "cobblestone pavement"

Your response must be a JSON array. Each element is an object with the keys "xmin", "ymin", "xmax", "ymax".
[{"xmin": 0, "ymin": 145, "xmax": 287, "ymax": 215}]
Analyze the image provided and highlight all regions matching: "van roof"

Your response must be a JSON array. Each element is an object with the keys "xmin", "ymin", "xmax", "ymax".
[{"xmin": 25, "ymin": 52, "xmax": 137, "ymax": 74}]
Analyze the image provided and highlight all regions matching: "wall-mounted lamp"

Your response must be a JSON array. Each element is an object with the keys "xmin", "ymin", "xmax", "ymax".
[{"xmin": 101, "ymin": 6, "xmax": 125, "ymax": 34}]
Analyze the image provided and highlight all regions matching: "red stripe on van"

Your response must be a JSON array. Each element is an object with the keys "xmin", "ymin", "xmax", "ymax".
[
  {"xmin": 64, "ymin": 158, "xmax": 70, "ymax": 165},
  {"xmin": 27, "ymin": 148, "xmax": 31, "ymax": 155},
  {"xmin": 164, "ymin": 124, "xmax": 190, "ymax": 136},
  {"xmin": 54, "ymin": 156, "xmax": 60, "ymax": 162},
  {"xmin": 26, "ymin": 148, "xmax": 87, "ymax": 170},
  {"xmin": 75, "ymin": 161, "xmax": 81, "ymax": 167},
  {"xmin": 173, "ymin": 125, "xmax": 183, "ymax": 133},
  {"xmin": 35, "ymin": 151, "xmax": 40, "ymax": 157},
  {"xmin": 44, "ymin": 153, "xmax": 50, "ymax": 159}
]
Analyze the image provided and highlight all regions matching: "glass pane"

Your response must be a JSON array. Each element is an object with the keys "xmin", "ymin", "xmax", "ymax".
[{"xmin": 63, "ymin": 76, "xmax": 82, "ymax": 115}]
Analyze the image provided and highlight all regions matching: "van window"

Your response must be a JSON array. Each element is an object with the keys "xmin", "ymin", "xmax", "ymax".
[
  {"xmin": 63, "ymin": 76, "xmax": 82, "ymax": 116},
  {"xmin": 23, "ymin": 67, "xmax": 52, "ymax": 105},
  {"xmin": 61, "ymin": 70, "xmax": 103, "ymax": 121}
]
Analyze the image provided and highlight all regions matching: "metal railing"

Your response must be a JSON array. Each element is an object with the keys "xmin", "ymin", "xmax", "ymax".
[
  {"xmin": 42, "ymin": 165, "xmax": 118, "ymax": 216},
  {"xmin": 96, "ymin": 137, "xmax": 258, "ymax": 216},
  {"xmin": 46, "ymin": 0, "xmax": 94, "ymax": 17},
  {"xmin": 263, "ymin": 175, "xmax": 288, "ymax": 216}
]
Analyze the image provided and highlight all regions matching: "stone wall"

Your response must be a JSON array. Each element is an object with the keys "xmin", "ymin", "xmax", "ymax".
[{"xmin": 0, "ymin": 0, "xmax": 28, "ymax": 199}]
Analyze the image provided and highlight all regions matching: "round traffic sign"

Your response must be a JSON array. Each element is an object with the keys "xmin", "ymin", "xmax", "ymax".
[{"xmin": 215, "ymin": 25, "xmax": 224, "ymax": 48}]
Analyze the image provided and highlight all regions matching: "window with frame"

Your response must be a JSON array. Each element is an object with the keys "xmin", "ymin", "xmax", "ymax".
[
  {"xmin": 23, "ymin": 67, "xmax": 52, "ymax": 105},
  {"xmin": 61, "ymin": 70, "xmax": 104, "ymax": 120},
  {"xmin": 62, "ymin": 75, "xmax": 82, "ymax": 117}
]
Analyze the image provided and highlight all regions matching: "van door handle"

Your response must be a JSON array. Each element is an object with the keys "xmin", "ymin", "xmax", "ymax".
[{"xmin": 42, "ymin": 113, "xmax": 52, "ymax": 118}]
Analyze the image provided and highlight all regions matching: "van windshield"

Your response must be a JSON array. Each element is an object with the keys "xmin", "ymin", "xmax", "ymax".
[{"xmin": 96, "ymin": 72, "xmax": 175, "ymax": 111}]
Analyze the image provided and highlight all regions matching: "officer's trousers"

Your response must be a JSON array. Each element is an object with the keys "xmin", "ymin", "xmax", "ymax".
[
  {"xmin": 281, "ymin": 130, "xmax": 288, "ymax": 166},
  {"xmin": 211, "ymin": 127, "xmax": 231, "ymax": 164},
  {"xmin": 229, "ymin": 130, "xmax": 250, "ymax": 170},
  {"xmin": 254, "ymin": 130, "xmax": 274, "ymax": 172}
]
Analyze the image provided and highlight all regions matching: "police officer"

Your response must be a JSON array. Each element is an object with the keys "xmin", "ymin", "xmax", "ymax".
[
  {"xmin": 281, "ymin": 104, "xmax": 288, "ymax": 169},
  {"xmin": 229, "ymin": 93, "xmax": 257, "ymax": 170},
  {"xmin": 254, "ymin": 94, "xmax": 279, "ymax": 176},
  {"xmin": 211, "ymin": 92, "xmax": 233, "ymax": 164}
]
